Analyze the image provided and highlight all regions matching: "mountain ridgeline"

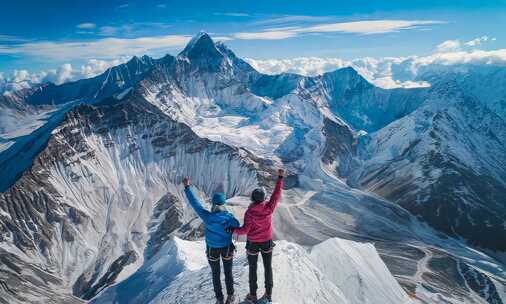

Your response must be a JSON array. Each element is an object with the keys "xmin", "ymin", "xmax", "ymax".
[{"xmin": 0, "ymin": 32, "xmax": 505, "ymax": 303}]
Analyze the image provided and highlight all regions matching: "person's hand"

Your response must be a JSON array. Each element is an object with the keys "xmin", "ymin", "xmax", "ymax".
[
  {"xmin": 182, "ymin": 177, "xmax": 190, "ymax": 188},
  {"xmin": 225, "ymin": 227, "xmax": 235, "ymax": 234},
  {"xmin": 277, "ymin": 169, "xmax": 285, "ymax": 178}
]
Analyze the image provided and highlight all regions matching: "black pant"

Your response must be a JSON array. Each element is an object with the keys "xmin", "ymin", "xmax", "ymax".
[
  {"xmin": 207, "ymin": 244, "xmax": 235, "ymax": 300},
  {"xmin": 246, "ymin": 240, "xmax": 275, "ymax": 297}
]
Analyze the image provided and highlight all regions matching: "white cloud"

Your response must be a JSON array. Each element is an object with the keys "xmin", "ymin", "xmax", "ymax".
[
  {"xmin": 234, "ymin": 19, "xmax": 445, "ymax": 41},
  {"xmin": 245, "ymin": 57, "xmax": 348, "ymax": 75},
  {"xmin": 98, "ymin": 26, "xmax": 119, "ymax": 36},
  {"xmin": 0, "ymin": 34, "xmax": 28, "ymax": 42},
  {"xmin": 76, "ymin": 30, "xmax": 94, "ymax": 35},
  {"xmin": 11, "ymin": 70, "xmax": 30, "ymax": 83},
  {"xmin": 0, "ymin": 57, "xmax": 130, "ymax": 93},
  {"xmin": 213, "ymin": 12, "xmax": 250, "ymax": 17},
  {"xmin": 436, "ymin": 39, "xmax": 461, "ymax": 52},
  {"xmin": 233, "ymin": 30, "xmax": 298, "ymax": 40},
  {"xmin": 245, "ymin": 56, "xmax": 430, "ymax": 89},
  {"xmin": 252, "ymin": 15, "xmax": 332, "ymax": 26},
  {"xmin": 55, "ymin": 64, "xmax": 73, "ymax": 84},
  {"xmin": 465, "ymin": 35, "xmax": 490, "ymax": 46},
  {"xmin": 0, "ymin": 69, "xmax": 42, "ymax": 93},
  {"xmin": 0, "ymin": 35, "xmax": 191, "ymax": 60},
  {"xmin": 79, "ymin": 58, "xmax": 129, "ymax": 78},
  {"xmin": 76, "ymin": 23, "xmax": 96, "ymax": 29},
  {"xmin": 410, "ymin": 49, "xmax": 506, "ymax": 67},
  {"xmin": 436, "ymin": 35, "xmax": 496, "ymax": 52},
  {"xmin": 94, "ymin": 22, "xmax": 171, "ymax": 37},
  {"xmin": 295, "ymin": 20, "xmax": 445, "ymax": 35}
]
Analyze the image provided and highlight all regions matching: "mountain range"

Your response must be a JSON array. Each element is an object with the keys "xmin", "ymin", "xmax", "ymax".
[{"xmin": 0, "ymin": 32, "xmax": 505, "ymax": 304}]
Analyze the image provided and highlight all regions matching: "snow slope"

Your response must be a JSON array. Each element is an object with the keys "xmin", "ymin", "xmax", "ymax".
[{"xmin": 93, "ymin": 237, "xmax": 414, "ymax": 304}]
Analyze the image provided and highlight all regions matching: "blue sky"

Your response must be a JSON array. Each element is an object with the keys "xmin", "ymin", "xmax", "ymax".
[{"xmin": 1, "ymin": 0, "xmax": 505, "ymax": 75}]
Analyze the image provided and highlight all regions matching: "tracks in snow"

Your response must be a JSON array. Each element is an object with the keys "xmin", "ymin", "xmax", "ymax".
[
  {"xmin": 281, "ymin": 190, "xmax": 317, "ymax": 209},
  {"xmin": 413, "ymin": 246, "xmax": 433, "ymax": 284}
]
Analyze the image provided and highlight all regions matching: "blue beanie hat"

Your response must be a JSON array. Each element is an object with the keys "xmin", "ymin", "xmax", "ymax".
[{"xmin": 211, "ymin": 192, "xmax": 226, "ymax": 205}]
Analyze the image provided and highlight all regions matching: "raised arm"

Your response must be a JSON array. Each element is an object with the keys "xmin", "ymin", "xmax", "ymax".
[
  {"xmin": 266, "ymin": 169, "xmax": 284, "ymax": 212},
  {"xmin": 183, "ymin": 177, "xmax": 210, "ymax": 223}
]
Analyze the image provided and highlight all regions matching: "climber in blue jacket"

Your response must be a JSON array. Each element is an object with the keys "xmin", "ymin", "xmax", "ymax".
[{"xmin": 183, "ymin": 177, "xmax": 240, "ymax": 304}]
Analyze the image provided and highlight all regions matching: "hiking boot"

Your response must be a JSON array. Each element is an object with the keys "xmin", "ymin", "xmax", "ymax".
[
  {"xmin": 244, "ymin": 293, "xmax": 258, "ymax": 303},
  {"xmin": 225, "ymin": 294, "xmax": 236, "ymax": 304},
  {"xmin": 215, "ymin": 298, "xmax": 224, "ymax": 304},
  {"xmin": 259, "ymin": 293, "xmax": 272, "ymax": 303}
]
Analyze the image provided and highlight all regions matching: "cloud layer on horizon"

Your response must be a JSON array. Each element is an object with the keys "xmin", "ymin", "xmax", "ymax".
[
  {"xmin": 0, "ymin": 58, "xmax": 128, "ymax": 93},
  {"xmin": 2, "ymin": 36, "xmax": 505, "ymax": 93},
  {"xmin": 245, "ymin": 36, "xmax": 505, "ymax": 89},
  {"xmin": 245, "ymin": 50, "xmax": 506, "ymax": 89}
]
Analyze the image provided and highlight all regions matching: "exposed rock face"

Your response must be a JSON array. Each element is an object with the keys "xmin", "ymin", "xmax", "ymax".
[
  {"xmin": 459, "ymin": 262, "xmax": 504, "ymax": 304},
  {"xmin": 321, "ymin": 117, "xmax": 357, "ymax": 177},
  {"xmin": 75, "ymin": 250, "xmax": 138, "ymax": 300},
  {"xmin": 146, "ymin": 193, "xmax": 184, "ymax": 258}
]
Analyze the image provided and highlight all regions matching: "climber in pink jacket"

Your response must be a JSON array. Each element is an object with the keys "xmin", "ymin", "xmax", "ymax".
[{"xmin": 230, "ymin": 169, "xmax": 284, "ymax": 304}]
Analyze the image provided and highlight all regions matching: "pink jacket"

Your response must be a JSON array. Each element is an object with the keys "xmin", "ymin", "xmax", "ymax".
[{"xmin": 234, "ymin": 178, "xmax": 283, "ymax": 242}]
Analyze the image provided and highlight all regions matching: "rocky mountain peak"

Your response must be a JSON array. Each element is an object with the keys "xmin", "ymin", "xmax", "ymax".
[
  {"xmin": 127, "ymin": 54, "xmax": 154, "ymax": 66},
  {"xmin": 178, "ymin": 31, "xmax": 222, "ymax": 61},
  {"xmin": 323, "ymin": 66, "xmax": 371, "ymax": 89},
  {"xmin": 176, "ymin": 32, "xmax": 256, "ymax": 76}
]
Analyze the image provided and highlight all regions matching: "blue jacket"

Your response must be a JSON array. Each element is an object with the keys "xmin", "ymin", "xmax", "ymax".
[{"xmin": 184, "ymin": 186, "xmax": 240, "ymax": 248}]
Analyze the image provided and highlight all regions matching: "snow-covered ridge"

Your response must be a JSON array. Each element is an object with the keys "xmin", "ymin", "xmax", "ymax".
[{"xmin": 93, "ymin": 237, "xmax": 414, "ymax": 304}]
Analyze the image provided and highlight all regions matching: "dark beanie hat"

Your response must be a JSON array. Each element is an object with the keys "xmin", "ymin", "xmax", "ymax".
[{"xmin": 251, "ymin": 187, "xmax": 266, "ymax": 203}]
